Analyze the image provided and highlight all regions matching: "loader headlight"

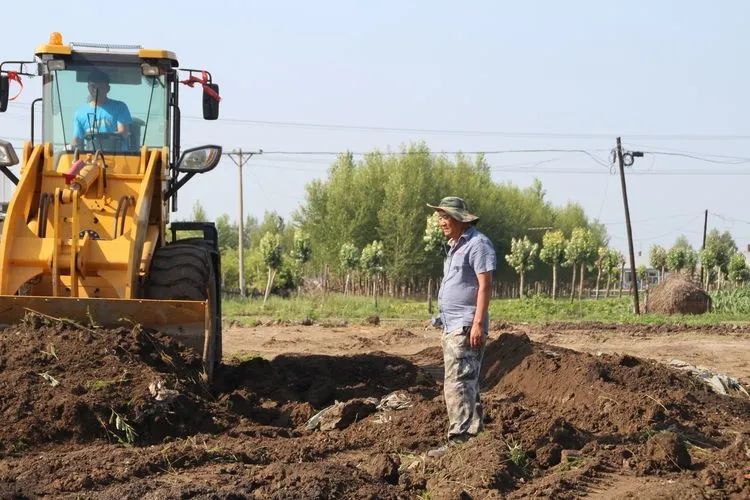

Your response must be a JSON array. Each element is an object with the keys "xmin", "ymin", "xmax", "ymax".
[
  {"xmin": 176, "ymin": 145, "xmax": 222, "ymax": 173},
  {"xmin": 0, "ymin": 140, "xmax": 19, "ymax": 168},
  {"xmin": 141, "ymin": 63, "xmax": 160, "ymax": 76},
  {"xmin": 46, "ymin": 60, "xmax": 66, "ymax": 72}
]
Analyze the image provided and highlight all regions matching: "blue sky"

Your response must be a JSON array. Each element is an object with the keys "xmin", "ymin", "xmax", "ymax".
[{"xmin": 1, "ymin": 1, "xmax": 749, "ymax": 260}]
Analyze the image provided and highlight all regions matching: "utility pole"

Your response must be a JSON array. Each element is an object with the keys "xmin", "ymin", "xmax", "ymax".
[
  {"xmin": 700, "ymin": 209, "xmax": 708, "ymax": 284},
  {"xmin": 226, "ymin": 148, "xmax": 262, "ymax": 298},
  {"xmin": 615, "ymin": 137, "xmax": 641, "ymax": 314}
]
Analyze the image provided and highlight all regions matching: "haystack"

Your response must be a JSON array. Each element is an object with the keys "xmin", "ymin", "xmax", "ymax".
[{"xmin": 645, "ymin": 274, "xmax": 711, "ymax": 315}]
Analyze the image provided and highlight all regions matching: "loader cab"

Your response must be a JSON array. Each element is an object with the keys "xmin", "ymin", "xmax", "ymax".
[
  {"xmin": 0, "ymin": 35, "xmax": 225, "ymax": 271},
  {"xmin": 0, "ymin": 36, "xmax": 221, "ymax": 208},
  {"xmin": 42, "ymin": 62, "xmax": 169, "ymax": 154}
]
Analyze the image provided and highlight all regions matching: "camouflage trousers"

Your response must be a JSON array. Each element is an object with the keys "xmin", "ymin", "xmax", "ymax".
[{"xmin": 442, "ymin": 326, "xmax": 486, "ymax": 439}]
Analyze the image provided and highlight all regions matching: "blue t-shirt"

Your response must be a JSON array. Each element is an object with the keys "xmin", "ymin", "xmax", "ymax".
[
  {"xmin": 73, "ymin": 99, "xmax": 132, "ymax": 143},
  {"xmin": 437, "ymin": 226, "xmax": 497, "ymax": 334}
]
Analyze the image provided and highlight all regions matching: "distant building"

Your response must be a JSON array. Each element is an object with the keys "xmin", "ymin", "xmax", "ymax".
[
  {"xmin": 622, "ymin": 267, "xmax": 660, "ymax": 290},
  {"xmin": 619, "ymin": 249, "xmax": 660, "ymax": 290}
]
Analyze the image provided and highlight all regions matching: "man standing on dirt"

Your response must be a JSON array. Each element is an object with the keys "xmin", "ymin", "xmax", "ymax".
[{"xmin": 426, "ymin": 196, "xmax": 496, "ymax": 457}]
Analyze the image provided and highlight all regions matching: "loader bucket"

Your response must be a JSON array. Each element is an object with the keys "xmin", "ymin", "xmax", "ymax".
[{"xmin": 0, "ymin": 295, "xmax": 216, "ymax": 380}]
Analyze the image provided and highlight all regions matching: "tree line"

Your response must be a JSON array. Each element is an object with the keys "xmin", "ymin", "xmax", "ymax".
[
  {"xmin": 190, "ymin": 144, "xmax": 750, "ymax": 300},
  {"xmin": 295, "ymin": 144, "xmax": 613, "ymax": 296},
  {"xmin": 501, "ymin": 228, "xmax": 750, "ymax": 300},
  {"xmin": 194, "ymin": 143, "xmax": 614, "ymax": 298},
  {"xmin": 504, "ymin": 227, "xmax": 626, "ymax": 300},
  {"xmin": 647, "ymin": 230, "xmax": 749, "ymax": 290}
]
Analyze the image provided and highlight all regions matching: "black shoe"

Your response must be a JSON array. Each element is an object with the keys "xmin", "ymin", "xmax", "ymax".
[
  {"xmin": 448, "ymin": 433, "xmax": 472, "ymax": 445},
  {"xmin": 427, "ymin": 434, "xmax": 473, "ymax": 458}
]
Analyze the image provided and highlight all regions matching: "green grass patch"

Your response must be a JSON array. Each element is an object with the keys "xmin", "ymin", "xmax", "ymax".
[
  {"xmin": 85, "ymin": 371, "xmax": 130, "ymax": 391},
  {"xmin": 557, "ymin": 454, "xmax": 586, "ymax": 472},
  {"xmin": 229, "ymin": 351, "xmax": 265, "ymax": 363},
  {"xmin": 86, "ymin": 379, "xmax": 119, "ymax": 391},
  {"xmin": 222, "ymin": 291, "xmax": 750, "ymax": 325},
  {"xmin": 490, "ymin": 295, "xmax": 633, "ymax": 323},
  {"xmin": 496, "ymin": 295, "xmax": 750, "ymax": 324},
  {"xmin": 223, "ymin": 294, "xmax": 427, "ymax": 325}
]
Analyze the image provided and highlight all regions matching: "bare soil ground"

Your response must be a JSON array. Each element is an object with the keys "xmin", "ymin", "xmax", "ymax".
[
  {"xmin": 224, "ymin": 320, "xmax": 750, "ymax": 384},
  {"xmin": 0, "ymin": 317, "xmax": 748, "ymax": 498}
]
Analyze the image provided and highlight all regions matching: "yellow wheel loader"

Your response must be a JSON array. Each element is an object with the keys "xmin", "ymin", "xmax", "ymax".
[{"xmin": 0, "ymin": 33, "xmax": 223, "ymax": 380}]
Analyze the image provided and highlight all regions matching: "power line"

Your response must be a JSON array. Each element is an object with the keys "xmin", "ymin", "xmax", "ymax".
[
  {"xmin": 236, "ymin": 147, "xmax": 750, "ymax": 169},
  {"xmin": 608, "ymin": 215, "xmax": 703, "ymax": 242},
  {"xmin": 3, "ymin": 129, "xmax": 747, "ymax": 175},
  {"xmin": 8, "ymin": 98, "xmax": 750, "ymax": 141},
  {"xmin": 178, "ymin": 114, "xmax": 750, "ymax": 141},
  {"xmin": 227, "ymin": 162, "xmax": 748, "ymax": 175},
  {"xmin": 640, "ymin": 151, "xmax": 750, "ymax": 164},
  {"xmin": 709, "ymin": 212, "xmax": 750, "ymax": 225},
  {"xmin": 495, "ymin": 169, "xmax": 750, "ymax": 175},
  {"xmin": 598, "ymin": 213, "xmax": 697, "ymax": 226},
  {"xmin": 230, "ymin": 163, "xmax": 750, "ymax": 176},
  {"xmin": 251, "ymin": 163, "xmax": 324, "ymax": 173},
  {"xmin": 489, "ymin": 157, "xmax": 563, "ymax": 168},
  {"xmin": 249, "ymin": 156, "xmax": 332, "ymax": 165},
  {"xmin": 243, "ymin": 148, "xmax": 615, "ymax": 167},
  {"xmin": 624, "ymin": 142, "xmax": 750, "ymax": 161},
  {"xmin": 0, "ymin": 144, "xmax": 744, "ymax": 176},
  {"xmin": 634, "ymin": 215, "xmax": 703, "ymax": 242},
  {"xmin": 236, "ymin": 150, "xmax": 709, "ymax": 180},
  {"xmin": 256, "ymin": 149, "xmax": 584, "ymax": 155},
  {"xmin": 219, "ymin": 150, "xmax": 611, "ymax": 171}
]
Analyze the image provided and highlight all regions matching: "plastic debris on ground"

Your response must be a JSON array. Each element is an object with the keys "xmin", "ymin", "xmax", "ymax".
[
  {"xmin": 669, "ymin": 359, "xmax": 750, "ymax": 398},
  {"xmin": 306, "ymin": 390, "xmax": 415, "ymax": 431},
  {"xmin": 148, "ymin": 380, "xmax": 180, "ymax": 403},
  {"xmin": 376, "ymin": 390, "xmax": 413, "ymax": 411}
]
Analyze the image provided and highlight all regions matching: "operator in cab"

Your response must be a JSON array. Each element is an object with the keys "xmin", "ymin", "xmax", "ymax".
[{"xmin": 71, "ymin": 69, "xmax": 132, "ymax": 150}]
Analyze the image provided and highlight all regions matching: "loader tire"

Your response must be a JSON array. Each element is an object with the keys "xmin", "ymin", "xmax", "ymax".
[
  {"xmin": 164, "ymin": 238, "xmax": 223, "ymax": 362},
  {"xmin": 143, "ymin": 242, "xmax": 221, "ymax": 377}
]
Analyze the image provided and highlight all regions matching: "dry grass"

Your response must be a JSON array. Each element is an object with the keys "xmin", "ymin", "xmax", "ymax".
[{"xmin": 645, "ymin": 274, "xmax": 711, "ymax": 315}]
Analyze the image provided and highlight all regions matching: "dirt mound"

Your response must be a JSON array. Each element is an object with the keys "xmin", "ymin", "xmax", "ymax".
[
  {"xmin": 0, "ymin": 316, "xmax": 224, "ymax": 451},
  {"xmin": 480, "ymin": 333, "xmax": 748, "ymax": 436},
  {"xmin": 404, "ymin": 333, "xmax": 749, "ymax": 498},
  {"xmin": 542, "ymin": 320, "xmax": 750, "ymax": 334},
  {"xmin": 645, "ymin": 274, "xmax": 711, "ymax": 314},
  {"xmin": 378, "ymin": 328, "xmax": 418, "ymax": 344},
  {"xmin": 1, "ymin": 322, "xmax": 749, "ymax": 498}
]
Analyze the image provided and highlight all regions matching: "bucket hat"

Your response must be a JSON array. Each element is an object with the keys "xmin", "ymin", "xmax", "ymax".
[{"xmin": 426, "ymin": 196, "xmax": 479, "ymax": 223}]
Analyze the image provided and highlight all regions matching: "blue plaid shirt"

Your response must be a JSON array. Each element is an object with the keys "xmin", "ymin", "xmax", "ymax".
[{"xmin": 437, "ymin": 226, "xmax": 496, "ymax": 333}]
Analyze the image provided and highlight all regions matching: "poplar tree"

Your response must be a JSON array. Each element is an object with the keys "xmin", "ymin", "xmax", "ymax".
[
  {"xmin": 361, "ymin": 240, "xmax": 385, "ymax": 306},
  {"xmin": 260, "ymin": 232, "xmax": 282, "ymax": 307},
  {"xmin": 649, "ymin": 245, "xmax": 667, "ymax": 282},
  {"xmin": 565, "ymin": 228, "xmax": 593, "ymax": 301},
  {"xmin": 505, "ymin": 236, "xmax": 539, "ymax": 299},
  {"xmin": 539, "ymin": 230, "xmax": 566, "ymax": 299},
  {"xmin": 423, "ymin": 213, "xmax": 446, "ymax": 311},
  {"xmin": 339, "ymin": 243, "xmax": 360, "ymax": 295}
]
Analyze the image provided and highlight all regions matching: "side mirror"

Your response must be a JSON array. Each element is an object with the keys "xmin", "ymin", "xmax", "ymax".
[
  {"xmin": 202, "ymin": 83, "xmax": 219, "ymax": 120},
  {"xmin": 0, "ymin": 139, "xmax": 19, "ymax": 167},
  {"xmin": 0, "ymin": 75, "xmax": 9, "ymax": 113},
  {"xmin": 176, "ymin": 145, "xmax": 222, "ymax": 173}
]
